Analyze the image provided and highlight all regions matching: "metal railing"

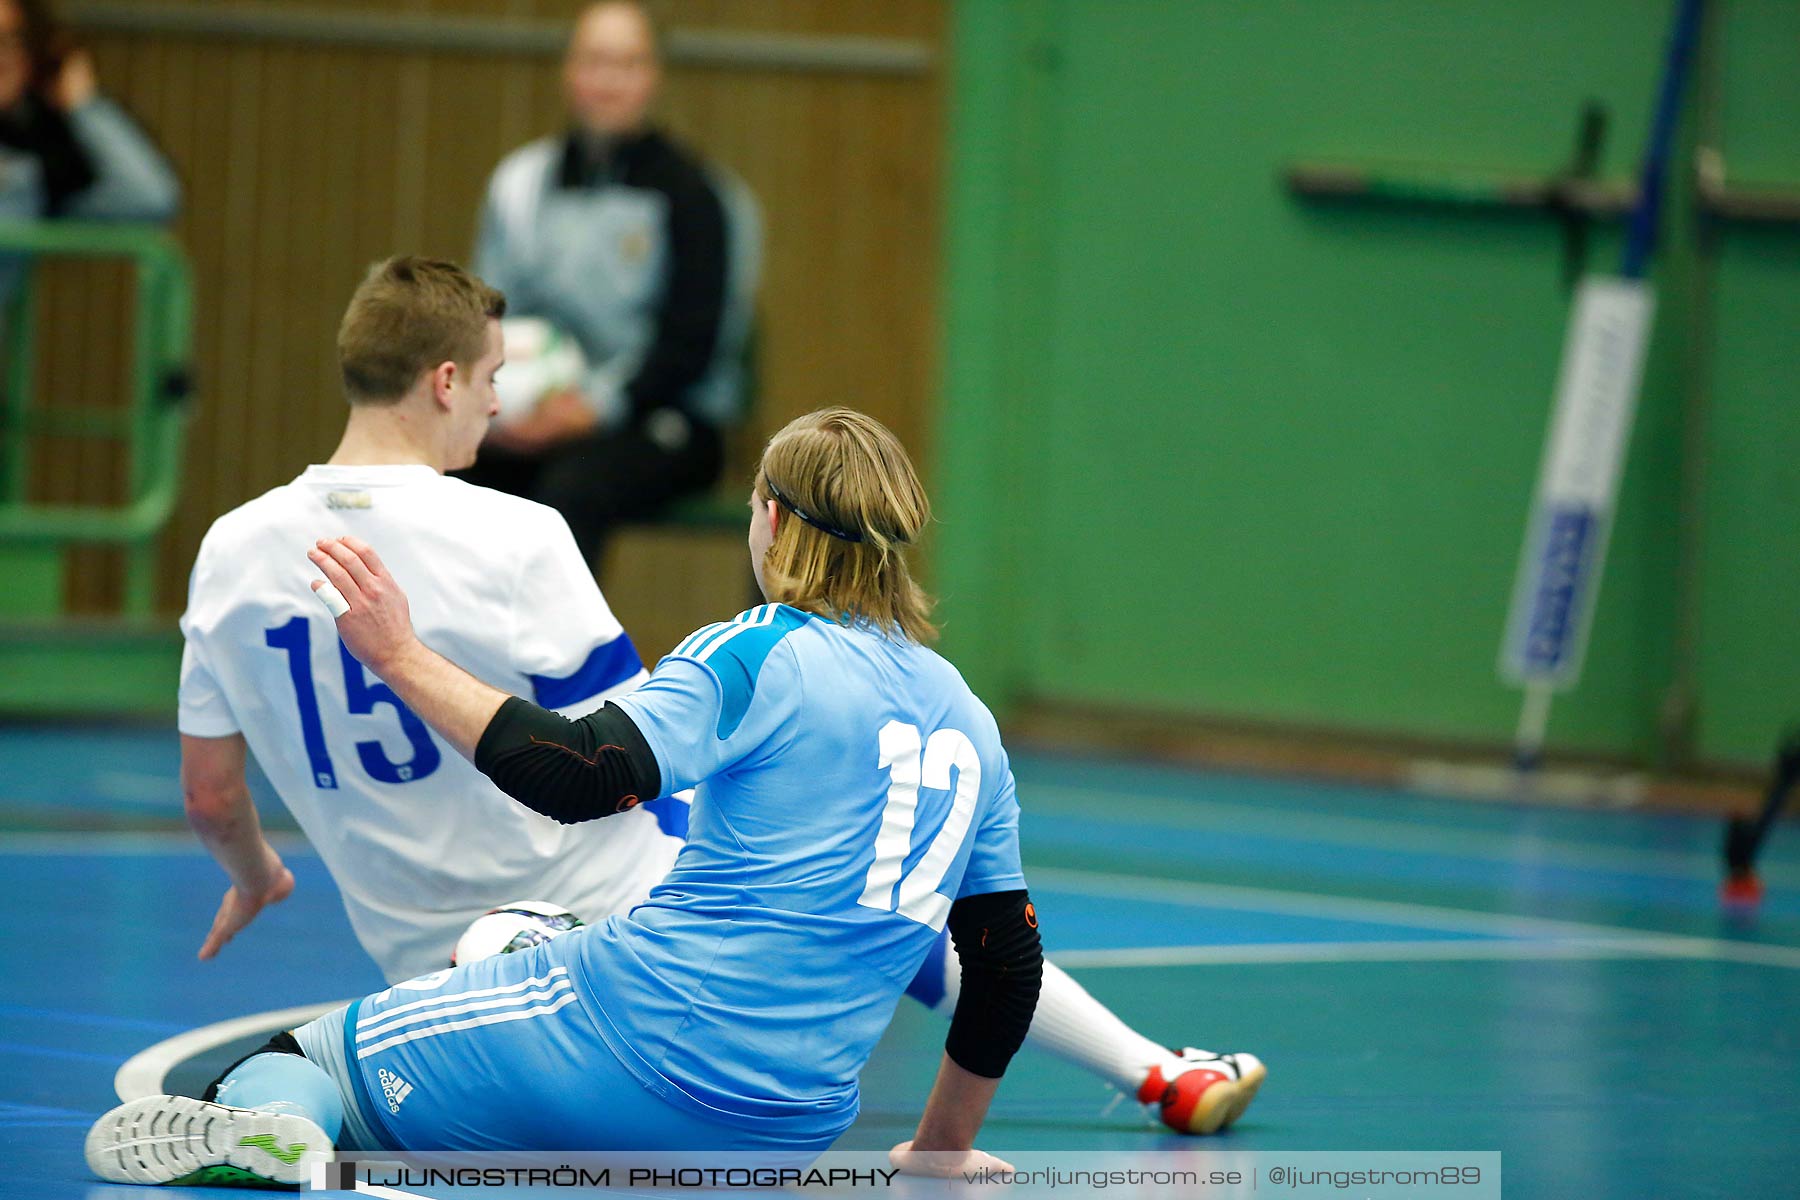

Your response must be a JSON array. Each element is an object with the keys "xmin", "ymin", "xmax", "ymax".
[{"xmin": 0, "ymin": 220, "xmax": 193, "ymax": 615}]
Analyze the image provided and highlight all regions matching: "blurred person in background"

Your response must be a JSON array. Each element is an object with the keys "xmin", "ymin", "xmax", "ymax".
[
  {"xmin": 463, "ymin": 0, "xmax": 757, "ymax": 572},
  {"xmin": 0, "ymin": 0, "xmax": 181, "ymax": 304}
]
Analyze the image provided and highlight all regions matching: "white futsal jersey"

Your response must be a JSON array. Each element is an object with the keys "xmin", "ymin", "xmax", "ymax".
[{"xmin": 178, "ymin": 464, "xmax": 682, "ymax": 981}]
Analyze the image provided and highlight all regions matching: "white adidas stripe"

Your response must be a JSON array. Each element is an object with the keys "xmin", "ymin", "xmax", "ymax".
[
  {"xmin": 693, "ymin": 621, "xmax": 769, "ymax": 664},
  {"xmin": 355, "ymin": 979, "xmax": 570, "ymax": 1044},
  {"xmin": 354, "ymin": 980, "xmax": 573, "ymax": 1044},
  {"xmin": 682, "ymin": 605, "xmax": 773, "ymax": 661},
  {"xmin": 692, "ymin": 606, "xmax": 778, "ymax": 663},
  {"xmin": 673, "ymin": 622, "xmax": 732, "ymax": 658},
  {"xmin": 355, "ymin": 992, "xmax": 581, "ymax": 1059},
  {"xmin": 677, "ymin": 611, "xmax": 758, "ymax": 657},
  {"xmin": 708, "ymin": 605, "xmax": 766, "ymax": 637},
  {"xmin": 681, "ymin": 613, "xmax": 758, "ymax": 661},
  {"xmin": 354, "ymin": 967, "xmax": 569, "ymax": 1038}
]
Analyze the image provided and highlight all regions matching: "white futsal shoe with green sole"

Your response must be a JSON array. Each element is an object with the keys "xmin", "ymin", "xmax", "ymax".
[{"xmin": 86, "ymin": 1094, "xmax": 332, "ymax": 1188}]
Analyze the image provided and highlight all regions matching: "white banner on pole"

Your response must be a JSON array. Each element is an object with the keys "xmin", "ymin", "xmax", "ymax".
[{"xmin": 1501, "ymin": 275, "xmax": 1656, "ymax": 690}]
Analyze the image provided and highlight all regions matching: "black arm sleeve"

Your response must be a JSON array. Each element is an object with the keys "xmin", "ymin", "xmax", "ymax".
[
  {"xmin": 943, "ymin": 889, "xmax": 1044, "ymax": 1079},
  {"xmin": 472, "ymin": 696, "xmax": 662, "ymax": 825},
  {"xmin": 624, "ymin": 166, "xmax": 730, "ymax": 423}
]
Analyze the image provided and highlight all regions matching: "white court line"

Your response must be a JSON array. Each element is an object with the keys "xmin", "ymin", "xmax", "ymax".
[
  {"xmin": 1035, "ymin": 866, "xmax": 1800, "ymax": 970},
  {"xmin": 1025, "ymin": 779, "xmax": 1800, "ymax": 884},
  {"xmin": 1051, "ymin": 935, "xmax": 1800, "ymax": 969},
  {"xmin": 114, "ymin": 1000, "xmax": 345, "ymax": 1101},
  {"xmin": 1037, "ymin": 865, "xmax": 1683, "ymax": 939}
]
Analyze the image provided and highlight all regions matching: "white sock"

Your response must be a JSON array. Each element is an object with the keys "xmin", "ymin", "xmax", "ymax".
[{"xmin": 932, "ymin": 938, "xmax": 1176, "ymax": 1095}]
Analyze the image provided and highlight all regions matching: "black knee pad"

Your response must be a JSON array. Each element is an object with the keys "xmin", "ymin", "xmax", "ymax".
[{"xmin": 199, "ymin": 1030, "xmax": 305, "ymax": 1101}]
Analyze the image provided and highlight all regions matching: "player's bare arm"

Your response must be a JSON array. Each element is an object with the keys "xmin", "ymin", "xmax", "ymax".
[
  {"xmin": 894, "ymin": 886, "xmax": 1044, "ymax": 1167},
  {"xmin": 180, "ymin": 733, "xmax": 294, "ymax": 960},
  {"xmin": 890, "ymin": 1058, "xmax": 1014, "ymax": 1177}
]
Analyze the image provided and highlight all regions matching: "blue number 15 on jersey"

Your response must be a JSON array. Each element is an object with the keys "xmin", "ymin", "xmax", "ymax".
[{"xmin": 264, "ymin": 616, "xmax": 441, "ymax": 789}]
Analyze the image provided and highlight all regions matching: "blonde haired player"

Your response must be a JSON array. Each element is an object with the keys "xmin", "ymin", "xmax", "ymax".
[
  {"xmin": 178, "ymin": 260, "xmax": 1257, "ymax": 1145},
  {"xmin": 742, "ymin": 412, "xmax": 1267, "ymax": 1136}
]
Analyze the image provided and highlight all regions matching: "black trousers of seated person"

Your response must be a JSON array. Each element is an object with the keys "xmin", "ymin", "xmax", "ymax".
[{"xmin": 456, "ymin": 419, "xmax": 725, "ymax": 576}]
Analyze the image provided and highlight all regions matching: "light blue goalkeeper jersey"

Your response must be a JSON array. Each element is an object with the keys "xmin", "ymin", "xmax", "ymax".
[{"xmin": 583, "ymin": 603, "xmax": 1026, "ymax": 1137}]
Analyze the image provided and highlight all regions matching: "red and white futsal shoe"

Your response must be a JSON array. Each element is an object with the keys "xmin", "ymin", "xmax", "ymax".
[{"xmin": 1137, "ymin": 1049, "xmax": 1266, "ymax": 1134}]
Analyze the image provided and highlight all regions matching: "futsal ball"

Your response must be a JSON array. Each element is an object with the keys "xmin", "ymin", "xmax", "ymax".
[
  {"xmin": 450, "ymin": 899, "xmax": 585, "ymax": 966},
  {"xmin": 493, "ymin": 317, "xmax": 587, "ymax": 427}
]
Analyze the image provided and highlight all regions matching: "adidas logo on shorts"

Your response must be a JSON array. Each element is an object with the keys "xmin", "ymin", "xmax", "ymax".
[{"xmin": 377, "ymin": 1068, "xmax": 414, "ymax": 1114}]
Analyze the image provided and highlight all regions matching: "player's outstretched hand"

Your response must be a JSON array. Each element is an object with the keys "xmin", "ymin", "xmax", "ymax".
[
  {"xmin": 308, "ymin": 536, "xmax": 418, "ymax": 673},
  {"xmin": 888, "ymin": 1141, "xmax": 1015, "ymax": 1178},
  {"xmin": 198, "ymin": 850, "xmax": 294, "ymax": 961}
]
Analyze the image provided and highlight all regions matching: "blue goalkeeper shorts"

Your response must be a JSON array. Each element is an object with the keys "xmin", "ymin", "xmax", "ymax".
[{"xmin": 294, "ymin": 934, "xmax": 841, "ymax": 1159}]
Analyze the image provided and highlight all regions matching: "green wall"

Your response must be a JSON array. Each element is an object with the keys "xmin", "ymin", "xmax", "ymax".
[{"xmin": 936, "ymin": 0, "xmax": 1799, "ymax": 769}]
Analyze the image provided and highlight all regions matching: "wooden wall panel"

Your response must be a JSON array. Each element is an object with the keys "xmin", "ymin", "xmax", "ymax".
[{"xmin": 38, "ymin": 0, "xmax": 944, "ymax": 615}]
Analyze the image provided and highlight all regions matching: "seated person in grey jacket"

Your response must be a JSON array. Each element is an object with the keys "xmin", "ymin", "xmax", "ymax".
[
  {"xmin": 461, "ymin": 0, "xmax": 757, "ymax": 573},
  {"xmin": 0, "ymin": 0, "xmax": 182, "ymax": 303}
]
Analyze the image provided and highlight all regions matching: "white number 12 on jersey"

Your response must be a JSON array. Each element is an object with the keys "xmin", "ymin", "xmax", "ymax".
[{"xmin": 856, "ymin": 720, "xmax": 981, "ymax": 931}]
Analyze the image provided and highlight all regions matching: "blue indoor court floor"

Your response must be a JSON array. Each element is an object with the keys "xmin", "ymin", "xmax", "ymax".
[{"xmin": 2, "ymin": 722, "xmax": 1798, "ymax": 1199}]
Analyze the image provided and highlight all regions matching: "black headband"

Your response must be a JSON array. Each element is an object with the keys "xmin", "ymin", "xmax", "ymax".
[{"xmin": 763, "ymin": 476, "xmax": 864, "ymax": 543}]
